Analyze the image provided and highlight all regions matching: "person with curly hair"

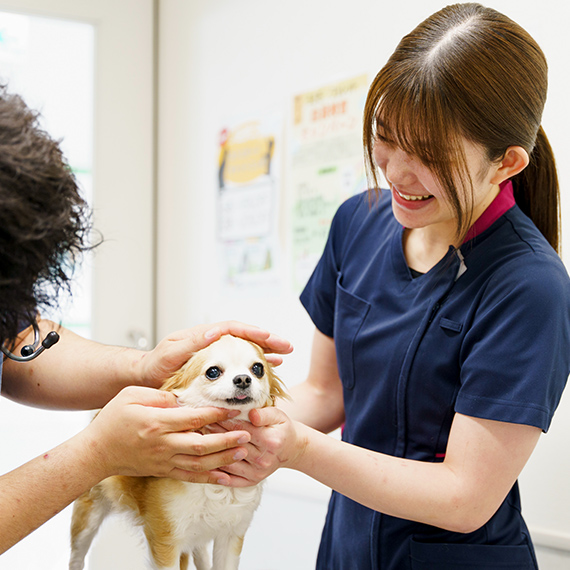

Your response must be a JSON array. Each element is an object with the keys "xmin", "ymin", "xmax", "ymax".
[{"xmin": 0, "ymin": 85, "xmax": 293, "ymax": 554}]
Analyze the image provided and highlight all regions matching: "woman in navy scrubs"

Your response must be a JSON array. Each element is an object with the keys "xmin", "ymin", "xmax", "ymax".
[{"xmin": 223, "ymin": 3, "xmax": 570, "ymax": 569}]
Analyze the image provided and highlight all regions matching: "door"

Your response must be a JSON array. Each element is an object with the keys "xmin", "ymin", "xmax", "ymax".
[{"xmin": 0, "ymin": 1, "xmax": 155, "ymax": 568}]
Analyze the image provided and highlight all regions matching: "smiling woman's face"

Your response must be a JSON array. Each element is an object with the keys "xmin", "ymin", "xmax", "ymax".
[{"xmin": 372, "ymin": 134, "xmax": 500, "ymax": 244}]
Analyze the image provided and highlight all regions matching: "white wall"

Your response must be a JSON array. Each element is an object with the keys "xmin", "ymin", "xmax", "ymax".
[{"xmin": 156, "ymin": 0, "xmax": 570, "ymax": 567}]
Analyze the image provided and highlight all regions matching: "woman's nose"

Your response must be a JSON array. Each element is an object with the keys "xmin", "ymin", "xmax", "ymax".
[{"xmin": 384, "ymin": 149, "xmax": 416, "ymax": 186}]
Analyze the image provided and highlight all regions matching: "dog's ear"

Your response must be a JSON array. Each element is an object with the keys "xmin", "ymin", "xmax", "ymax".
[
  {"xmin": 160, "ymin": 355, "xmax": 202, "ymax": 392},
  {"xmin": 247, "ymin": 340, "xmax": 291, "ymax": 406},
  {"xmin": 266, "ymin": 364, "xmax": 291, "ymax": 405}
]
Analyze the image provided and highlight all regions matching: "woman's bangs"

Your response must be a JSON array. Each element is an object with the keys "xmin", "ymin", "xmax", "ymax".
[{"xmin": 376, "ymin": 79, "xmax": 455, "ymax": 169}]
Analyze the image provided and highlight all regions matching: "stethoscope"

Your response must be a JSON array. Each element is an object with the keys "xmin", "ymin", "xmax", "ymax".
[{"xmin": 1, "ymin": 322, "xmax": 60, "ymax": 362}]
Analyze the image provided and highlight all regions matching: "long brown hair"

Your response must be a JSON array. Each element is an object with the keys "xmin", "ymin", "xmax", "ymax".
[{"xmin": 363, "ymin": 3, "xmax": 560, "ymax": 251}]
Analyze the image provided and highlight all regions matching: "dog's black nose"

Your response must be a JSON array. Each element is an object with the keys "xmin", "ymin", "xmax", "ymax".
[{"xmin": 233, "ymin": 375, "xmax": 251, "ymax": 389}]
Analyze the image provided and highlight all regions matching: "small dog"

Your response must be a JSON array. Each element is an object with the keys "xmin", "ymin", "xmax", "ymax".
[{"xmin": 69, "ymin": 335, "xmax": 288, "ymax": 570}]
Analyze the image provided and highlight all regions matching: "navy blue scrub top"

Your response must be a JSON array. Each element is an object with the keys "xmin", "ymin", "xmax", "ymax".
[{"xmin": 300, "ymin": 190, "xmax": 570, "ymax": 570}]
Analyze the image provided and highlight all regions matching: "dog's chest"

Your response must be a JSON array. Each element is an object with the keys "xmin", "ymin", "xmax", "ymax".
[{"xmin": 164, "ymin": 482, "xmax": 263, "ymax": 539}]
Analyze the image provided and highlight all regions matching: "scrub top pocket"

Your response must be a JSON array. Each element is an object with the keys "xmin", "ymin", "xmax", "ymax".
[
  {"xmin": 334, "ymin": 275, "xmax": 370, "ymax": 390},
  {"xmin": 409, "ymin": 539, "xmax": 537, "ymax": 569}
]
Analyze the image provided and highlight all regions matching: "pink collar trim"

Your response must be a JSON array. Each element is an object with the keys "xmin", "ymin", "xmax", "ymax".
[{"xmin": 462, "ymin": 180, "xmax": 515, "ymax": 243}]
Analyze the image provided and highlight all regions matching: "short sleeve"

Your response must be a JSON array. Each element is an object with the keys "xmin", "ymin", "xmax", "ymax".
[
  {"xmin": 300, "ymin": 195, "xmax": 363, "ymax": 337},
  {"xmin": 456, "ymin": 253, "xmax": 570, "ymax": 432}
]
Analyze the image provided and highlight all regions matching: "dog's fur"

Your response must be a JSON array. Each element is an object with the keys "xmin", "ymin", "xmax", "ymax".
[{"xmin": 69, "ymin": 335, "xmax": 288, "ymax": 570}]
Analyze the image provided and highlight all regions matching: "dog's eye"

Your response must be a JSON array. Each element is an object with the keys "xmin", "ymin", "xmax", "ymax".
[
  {"xmin": 251, "ymin": 362, "xmax": 264, "ymax": 378},
  {"xmin": 205, "ymin": 366, "xmax": 222, "ymax": 380}
]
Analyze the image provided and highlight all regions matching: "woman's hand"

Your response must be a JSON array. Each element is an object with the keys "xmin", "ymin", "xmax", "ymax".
[
  {"xmin": 80, "ymin": 386, "xmax": 253, "ymax": 484},
  {"xmin": 137, "ymin": 321, "xmax": 293, "ymax": 389},
  {"xmin": 212, "ymin": 407, "xmax": 308, "ymax": 487}
]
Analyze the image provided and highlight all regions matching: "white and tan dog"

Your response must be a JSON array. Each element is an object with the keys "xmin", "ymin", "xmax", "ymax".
[{"xmin": 69, "ymin": 335, "xmax": 288, "ymax": 570}]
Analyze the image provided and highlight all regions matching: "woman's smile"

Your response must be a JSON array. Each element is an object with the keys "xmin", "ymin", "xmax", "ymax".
[{"xmin": 391, "ymin": 184, "xmax": 437, "ymax": 214}]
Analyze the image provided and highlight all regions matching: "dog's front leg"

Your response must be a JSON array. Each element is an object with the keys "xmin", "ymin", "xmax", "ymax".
[
  {"xmin": 211, "ymin": 532, "xmax": 244, "ymax": 570},
  {"xmin": 191, "ymin": 544, "xmax": 211, "ymax": 570}
]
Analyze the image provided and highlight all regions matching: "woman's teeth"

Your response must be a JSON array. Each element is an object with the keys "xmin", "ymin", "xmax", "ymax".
[{"xmin": 396, "ymin": 188, "xmax": 432, "ymax": 201}]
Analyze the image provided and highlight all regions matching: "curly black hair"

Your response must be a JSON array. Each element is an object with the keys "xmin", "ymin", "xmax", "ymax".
[{"xmin": 0, "ymin": 85, "xmax": 95, "ymax": 348}]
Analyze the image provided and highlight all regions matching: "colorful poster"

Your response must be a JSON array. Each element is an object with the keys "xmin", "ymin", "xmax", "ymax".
[
  {"xmin": 289, "ymin": 75, "xmax": 369, "ymax": 292},
  {"xmin": 217, "ymin": 119, "xmax": 281, "ymax": 293}
]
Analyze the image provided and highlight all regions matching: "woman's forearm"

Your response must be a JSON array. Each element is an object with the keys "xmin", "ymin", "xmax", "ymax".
[
  {"xmin": 279, "ymin": 380, "xmax": 345, "ymax": 434},
  {"xmin": 278, "ymin": 329, "xmax": 345, "ymax": 434},
  {"xmin": 291, "ymin": 422, "xmax": 468, "ymax": 531},
  {"xmin": 237, "ymin": 407, "xmax": 540, "ymax": 534},
  {"xmin": 288, "ymin": 414, "xmax": 540, "ymax": 533}
]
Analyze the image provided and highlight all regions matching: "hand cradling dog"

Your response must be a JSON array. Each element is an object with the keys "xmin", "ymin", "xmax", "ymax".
[{"xmin": 69, "ymin": 335, "xmax": 288, "ymax": 570}]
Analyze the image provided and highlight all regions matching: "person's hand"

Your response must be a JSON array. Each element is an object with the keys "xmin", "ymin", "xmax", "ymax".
[
  {"xmin": 209, "ymin": 407, "xmax": 307, "ymax": 487},
  {"xmin": 137, "ymin": 321, "xmax": 293, "ymax": 389},
  {"xmin": 80, "ymin": 386, "xmax": 252, "ymax": 484}
]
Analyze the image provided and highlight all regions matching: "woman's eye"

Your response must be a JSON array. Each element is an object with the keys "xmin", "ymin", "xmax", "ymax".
[
  {"xmin": 205, "ymin": 366, "xmax": 222, "ymax": 380},
  {"xmin": 251, "ymin": 363, "xmax": 264, "ymax": 378},
  {"xmin": 375, "ymin": 133, "xmax": 395, "ymax": 147}
]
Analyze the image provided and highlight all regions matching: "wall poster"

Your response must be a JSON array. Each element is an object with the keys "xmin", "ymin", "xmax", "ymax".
[
  {"xmin": 289, "ymin": 74, "xmax": 369, "ymax": 293},
  {"xmin": 217, "ymin": 118, "xmax": 281, "ymax": 294}
]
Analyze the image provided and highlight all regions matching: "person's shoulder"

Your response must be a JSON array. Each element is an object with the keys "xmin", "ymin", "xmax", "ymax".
[
  {"xmin": 504, "ymin": 249, "xmax": 568, "ymax": 290},
  {"xmin": 467, "ymin": 205, "xmax": 569, "ymax": 292},
  {"xmin": 335, "ymin": 188, "xmax": 392, "ymax": 226},
  {"xmin": 483, "ymin": 242, "xmax": 570, "ymax": 315},
  {"xmin": 336, "ymin": 190, "xmax": 367, "ymax": 216},
  {"xmin": 500, "ymin": 207, "xmax": 568, "ymax": 285},
  {"xmin": 503, "ymin": 206, "xmax": 558, "ymax": 252}
]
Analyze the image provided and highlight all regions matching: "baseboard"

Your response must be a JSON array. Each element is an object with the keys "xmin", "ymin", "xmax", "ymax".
[{"xmin": 530, "ymin": 527, "xmax": 570, "ymax": 552}]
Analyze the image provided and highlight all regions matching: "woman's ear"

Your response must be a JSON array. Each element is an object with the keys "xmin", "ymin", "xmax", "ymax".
[{"xmin": 490, "ymin": 146, "xmax": 530, "ymax": 185}]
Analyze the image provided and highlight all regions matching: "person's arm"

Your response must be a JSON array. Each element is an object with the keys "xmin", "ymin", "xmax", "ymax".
[
  {"xmin": 220, "ymin": 329, "xmax": 541, "ymax": 533},
  {"xmin": 1, "ymin": 318, "xmax": 293, "ymax": 409},
  {"xmin": 281, "ymin": 412, "xmax": 540, "ymax": 533},
  {"xmin": 0, "ymin": 319, "xmax": 292, "ymax": 554},
  {"xmin": 0, "ymin": 389, "xmax": 251, "ymax": 554},
  {"xmin": 279, "ymin": 329, "xmax": 345, "ymax": 434}
]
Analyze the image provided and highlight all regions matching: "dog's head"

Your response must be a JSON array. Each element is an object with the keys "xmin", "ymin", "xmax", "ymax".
[{"xmin": 161, "ymin": 335, "xmax": 288, "ymax": 415}]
